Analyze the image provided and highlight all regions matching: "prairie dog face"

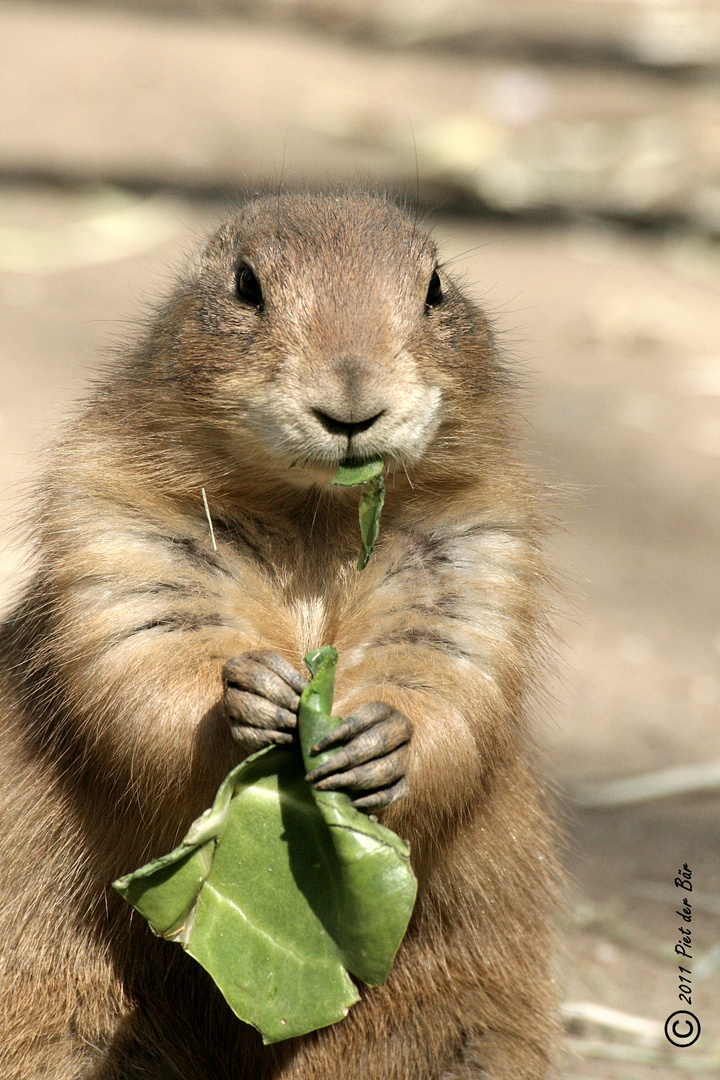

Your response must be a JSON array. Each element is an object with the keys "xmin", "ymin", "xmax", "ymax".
[{"xmin": 162, "ymin": 193, "xmax": 495, "ymax": 485}]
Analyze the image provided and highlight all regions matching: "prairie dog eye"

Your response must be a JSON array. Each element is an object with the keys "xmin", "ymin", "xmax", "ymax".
[
  {"xmin": 425, "ymin": 269, "xmax": 443, "ymax": 311},
  {"xmin": 235, "ymin": 264, "xmax": 263, "ymax": 310}
]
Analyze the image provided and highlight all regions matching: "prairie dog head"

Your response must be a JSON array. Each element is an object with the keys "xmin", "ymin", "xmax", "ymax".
[{"xmin": 144, "ymin": 192, "xmax": 501, "ymax": 490}]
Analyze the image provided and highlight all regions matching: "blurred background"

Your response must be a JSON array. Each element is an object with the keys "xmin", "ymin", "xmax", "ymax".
[{"xmin": 1, "ymin": 1, "xmax": 720, "ymax": 1075}]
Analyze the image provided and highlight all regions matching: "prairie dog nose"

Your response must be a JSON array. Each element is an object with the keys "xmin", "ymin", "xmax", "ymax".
[{"xmin": 311, "ymin": 407, "xmax": 385, "ymax": 440}]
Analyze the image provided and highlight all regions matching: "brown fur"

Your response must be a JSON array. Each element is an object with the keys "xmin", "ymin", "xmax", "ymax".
[{"xmin": 0, "ymin": 192, "xmax": 559, "ymax": 1079}]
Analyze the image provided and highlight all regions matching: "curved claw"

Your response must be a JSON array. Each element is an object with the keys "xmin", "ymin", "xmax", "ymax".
[
  {"xmin": 310, "ymin": 745, "xmax": 409, "ymax": 793},
  {"xmin": 230, "ymin": 726, "xmax": 295, "ymax": 752},
  {"xmin": 306, "ymin": 701, "xmax": 412, "ymax": 810},
  {"xmin": 223, "ymin": 655, "xmax": 305, "ymax": 710},
  {"xmin": 244, "ymin": 650, "xmax": 310, "ymax": 696},
  {"xmin": 225, "ymin": 687, "xmax": 297, "ymax": 733},
  {"xmin": 223, "ymin": 650, "xmax": 307, "ymax": 754},
  {"xmin": 306, "ymin": 711, "xmax": 411, "ymax": 782},
  {"xmin": 311, "ymin": 701, "xmax": 392, "ymax": 755},
  {"xmin": 351, "ymin": 777, "xmax": 408, "ymax": 810}
]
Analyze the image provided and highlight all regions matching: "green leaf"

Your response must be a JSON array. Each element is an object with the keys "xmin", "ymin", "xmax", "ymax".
[
  {"xmin": 356, "ymin": 475, "xmax": 385, "ymax": 570},
  {"xmin": 113, "ymin": 647, "xmax": 416, "ymax": 1044},
  {"xmin": 297, "ymin": 647, "xmax": 416, "ymax": 985},
  {"xmin": 331, "ymin": 458, "xmax": 386, "ymax": 570},
  {"xmin": 330, "ymin": 456, "xmax": 384, "ymax": 487}
]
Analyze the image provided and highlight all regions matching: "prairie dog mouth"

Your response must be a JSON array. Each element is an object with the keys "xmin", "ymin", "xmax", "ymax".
[
  {"xmin": 277, "ymin": 389, "xmax": 441, "ymax": 466},
  {"xmin": 246, "ymin": 346, "xmax": 444, "ymax": 475}
]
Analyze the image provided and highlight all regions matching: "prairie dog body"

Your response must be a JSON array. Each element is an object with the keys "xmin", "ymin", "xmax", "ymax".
[{"xmin": 0, "ymin": 192, "xmax": 558, "ymax": 1079}]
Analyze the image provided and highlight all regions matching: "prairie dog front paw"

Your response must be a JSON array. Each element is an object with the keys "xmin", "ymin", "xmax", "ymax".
[
  {"xmin": 304, "ymin": 702, "xmax": 412, "ymax": 810},
  {"xmin": 223, "ymin": 650, "xmax": 309, "ymax": 753}
]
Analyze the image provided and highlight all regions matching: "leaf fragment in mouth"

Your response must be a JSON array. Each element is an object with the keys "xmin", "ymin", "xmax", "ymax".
[
  {"xmin": 331, "ymin": 457, "xmax": 384, "ymax": 487},
  {"xmin": 331, "ymin": 457, "xmax": 385, "ymax": 570}
]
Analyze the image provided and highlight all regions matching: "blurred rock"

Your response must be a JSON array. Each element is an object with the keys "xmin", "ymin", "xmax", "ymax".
[
  {"xmin": 3, "ymin": 2, "xmax": 720, "ymax": 233},
  {"xmin": 0, "ymin": 185, "xmax": 185, "ymax": 272},
  {"xmin": 72, "ymin": 0, "xmax": 720, "ymax": 68}
]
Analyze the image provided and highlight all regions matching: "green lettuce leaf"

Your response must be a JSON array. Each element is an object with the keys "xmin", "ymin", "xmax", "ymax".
[
  {"xmin": 113, "ymin": 646, "xmax": 416, "ymax": 1044},
  {"xmin": 331, "ymin": 457, "xmax": 385, "ymax": 570}
]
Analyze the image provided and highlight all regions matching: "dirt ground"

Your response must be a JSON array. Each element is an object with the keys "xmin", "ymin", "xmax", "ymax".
[{"xmin": 1, "ymin": 3, "xmax": 720, "ymax": 1077}]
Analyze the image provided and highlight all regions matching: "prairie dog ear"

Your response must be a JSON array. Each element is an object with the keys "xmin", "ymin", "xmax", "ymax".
[{"xmin": 425, "ymin": 269, "xmax": 444, "ymax": 310}]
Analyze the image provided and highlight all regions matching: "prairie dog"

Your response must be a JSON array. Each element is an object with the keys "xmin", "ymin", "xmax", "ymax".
[{"xmin": 0, "ymin": 192, "xmax": 559, "ymax": 1079}]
